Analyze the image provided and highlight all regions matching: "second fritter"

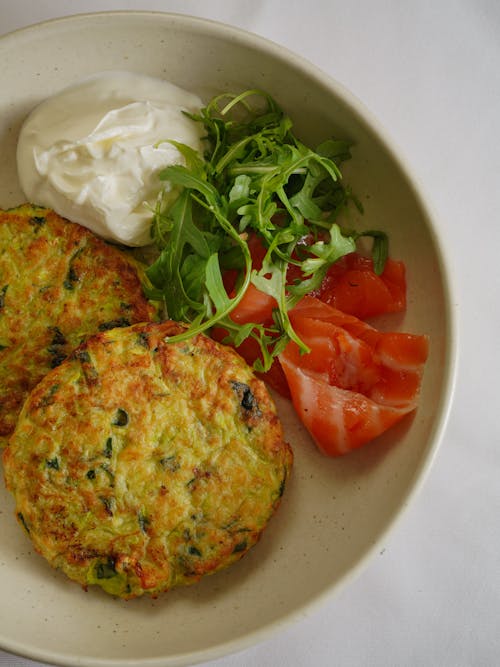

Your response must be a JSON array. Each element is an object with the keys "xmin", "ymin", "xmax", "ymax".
[{"xmin": 0, "ymin": 204, "xmax": 157, "ymax": 445}]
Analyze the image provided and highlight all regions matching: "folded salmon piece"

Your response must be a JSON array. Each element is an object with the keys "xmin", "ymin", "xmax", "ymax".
[{"xmin": 279, "ymin": 296, "xmax": 429, "ymax": 456}]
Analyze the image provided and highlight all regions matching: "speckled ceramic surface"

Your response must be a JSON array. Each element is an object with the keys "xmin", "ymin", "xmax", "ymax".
[{"xmin": 0, "ymin": 12, "xmax": 455, "ymax": 667}]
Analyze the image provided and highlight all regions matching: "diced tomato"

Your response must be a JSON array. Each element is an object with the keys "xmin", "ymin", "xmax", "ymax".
[
  {"xmin": 212, "ymin": 318, "xmax": 290, "ymax": 398},
  {"xmin": 228, "ymin": 282, "xmax": 277, "ymax": 325},
  {"xmin": 222, "ymin": 232, "xmax": 277, "ymax": 325},
  {"xmin": 278, "ymin": 296, "xmax": 429, "ymax": 456},
  {"xmin": 308, "ymin": 253, "xmax": 406, "ymax": 319},
  {"xmin": 218, "ymin": 234, "xmax": 287, "ymax": 391},
  {"xmin": 246, "ymin": 232, "xmax": 268, "ymax": 270}
]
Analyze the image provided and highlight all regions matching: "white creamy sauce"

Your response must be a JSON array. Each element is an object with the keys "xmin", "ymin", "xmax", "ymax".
[{"xmin": 17, "ymin": 71, "xmax": 204, "ymax": 246}]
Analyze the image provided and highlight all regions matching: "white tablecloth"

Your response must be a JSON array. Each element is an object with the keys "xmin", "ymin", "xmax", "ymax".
[{"xmin": 1, "ymin": 1, "xmax": 498, "ymax": 666}]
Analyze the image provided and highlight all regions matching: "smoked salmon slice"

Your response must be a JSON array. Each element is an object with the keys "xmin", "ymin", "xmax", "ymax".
[{"xmin": 279, "ymin": 296, "xmax": 429, "ymax": 456}]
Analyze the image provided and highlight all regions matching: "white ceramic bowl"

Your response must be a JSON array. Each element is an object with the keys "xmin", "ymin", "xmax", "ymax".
[{"xmin": 0, "ymin": 12, "xmax": 456, "ymax": 667}]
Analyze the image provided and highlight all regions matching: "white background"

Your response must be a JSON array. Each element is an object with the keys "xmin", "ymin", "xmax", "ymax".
[{"xmin": 1, "ymin": 1, "xmax": 499, "ymax": 666}]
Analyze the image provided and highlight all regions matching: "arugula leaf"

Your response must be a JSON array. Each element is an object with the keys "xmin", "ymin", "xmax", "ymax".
[
  {"xmin": 148, "ymin": 90, "xmax": 387, "ymax": 370},
  {"xmin": 145, "ymin": 190, "xmax": 210, "ymax": 320}
]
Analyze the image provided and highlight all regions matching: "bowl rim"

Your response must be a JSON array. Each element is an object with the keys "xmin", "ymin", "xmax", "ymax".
[{"xmin": 0, "ymin": 10, "xmax": 459, "ymax": 667}]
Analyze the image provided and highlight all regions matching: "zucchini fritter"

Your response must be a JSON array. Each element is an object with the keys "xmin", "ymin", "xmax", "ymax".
[
  {"xmin": 3, "ymin": 321, "xmax": 292, "ymax": 599},
  {"xmin": 0, "ymin": 204, "xmax": 157, "ymax": 445}
]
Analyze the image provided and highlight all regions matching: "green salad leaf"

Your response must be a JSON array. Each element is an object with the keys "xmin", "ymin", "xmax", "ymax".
[{"xmin": 145, "ymin": 89, "xmax": 386, "ymax": 371}]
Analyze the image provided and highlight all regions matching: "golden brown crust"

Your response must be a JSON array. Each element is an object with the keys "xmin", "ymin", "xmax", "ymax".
[
  {"xmin": 0, "ymin": 204, "xmax": 157, "ymax": 444},
  {"xmin": 3, "ymin": 321, "xmax": 292, "ymax": 599}
]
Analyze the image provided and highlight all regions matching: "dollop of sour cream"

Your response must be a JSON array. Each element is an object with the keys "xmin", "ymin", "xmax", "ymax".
[{"xmin": 17, "ymin": 71, "xmax": 204, "ymax": 246}]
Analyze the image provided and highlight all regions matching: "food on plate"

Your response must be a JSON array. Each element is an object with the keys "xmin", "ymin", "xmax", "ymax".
[
  {"xmin": 0, "ymin": 203, "xmax": 157, "ymax": 446},
  {"xmin": 9, "ymin": 82, "xmax": 429, "ymax": 459},
  {"xmin": 3, "ymin": 320, "xmax": 292, "ymax": 599},
  {"xmin": 17, "ymin": 71, "xmax": 204, "ymax": 246},
  {"xmin": 299, "ymin": 252, "xmax": 407, "ymax": 319},
  {"xmin": 280, "ymin": 296, "xmax": 429, "ymax": 455},
  {"xmin": 145, "ymin": 90, "xmax": 429, "ymax": 455},
  {"xmin": 145, "ymin": 90, "xmax": 379, "ymax": 369},
  {"xmin": 214, "ymin": 276, "xmax": 428, "ymax": 455}
]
